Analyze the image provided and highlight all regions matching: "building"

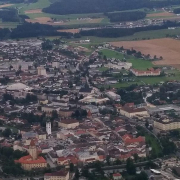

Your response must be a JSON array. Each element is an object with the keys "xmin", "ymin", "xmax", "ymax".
[
  {"xmin": 113, "ymin": 173, "xmax": 122, "ymax": 180},
  {"xmin": 120, "ymin": 107, "xmax": 149, "ymax": 118},
  {"xmin": 154, "ymin": 118, "xmax": 180, "ymax": 131},
  {"xmin": 58, "ymin": 119, "xmax": 79, "ymax": 129},
  {"xmin": 59, "ymin": 109, "xmax": 73, "ymax": 118},
  {"xmin": 52, "ymin": 61, "xmax": 60, "ymax": 68},
  {"xmin": 46, "ymin": 121, "xmax": 51, "ymax": 135},
  {"xmin": 130, "ymin": 68, "xmax": 161, "ymax": 77},
  {"xmin": 44, "ymin": 170, "xmax": 70, "ymax": 180},
  {"xmin": 105, "ymin": 62, "xmax": 132, "ymax": 70},
  {"xmin": 106, "ymin": 91, "xmax": 121, "ymax": 101},
  {"xmin": 37, "ymin": 66, "xmax": 47, "ymax": 76},
  {"xmin": 15, "ymin": 140, "xmax": 47, "ymax": 170}
]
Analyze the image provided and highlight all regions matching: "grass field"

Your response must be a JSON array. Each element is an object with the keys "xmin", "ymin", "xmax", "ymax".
[
  {"xmin": 145, "ymin": 134, "xmax": 162, "ymax": 157},
  {"xmin": 100, "ymin": 49, "xmax": 153, "ymax": 70},
  {"xmin": 98, "ymin": 49, "xmax": 180, "ymax": 88}
]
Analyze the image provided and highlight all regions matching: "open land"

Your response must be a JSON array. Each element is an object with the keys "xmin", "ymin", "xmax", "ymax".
[
  {"xmin": 110, "ymin": 38, "xmax": 180, "ymax": 67},
  {"xmin": 25, "ymin": 9, "xmax": 42, "ymax": 14},
  {"xmin": 147, "ymin": 12, "xmax": 175, "ymax": 17},
  {"xmin": 58, "ymin": 29, "xmax": 80, "ymax": 34},
  {"xmin": 0, "ymin": 4, "xmax": 14, "ymax": 8},
  {"xmin": 25, "ymin": 17, "xmax": 103, "ymax": 25}
]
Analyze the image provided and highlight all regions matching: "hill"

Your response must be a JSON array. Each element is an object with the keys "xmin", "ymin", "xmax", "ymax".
[{"xmin": 43, "ymin": 0, "xmax": 180, "ymax": 15}]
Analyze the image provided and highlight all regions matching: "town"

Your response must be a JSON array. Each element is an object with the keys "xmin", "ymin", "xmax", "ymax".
[{"xmin": 0, "ymin": 38, "xmax": 179, "ymax": 180}]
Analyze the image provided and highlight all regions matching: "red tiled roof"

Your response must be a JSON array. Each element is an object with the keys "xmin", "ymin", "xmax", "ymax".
[
  {"xmin": 113, "ymin": 173, "xmax": 122, "ymax": 177},
  {"xmin": 15, "ymin": 155, "xmax": 46, "ymax": 164},
  {"xmin": 125, "ymin": 136, "xmax": 145, "ymax": 144}
]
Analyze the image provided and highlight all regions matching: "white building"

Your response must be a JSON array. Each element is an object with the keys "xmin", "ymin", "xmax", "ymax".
[
  {"xmin": 52, "ymin": 61, "xmax": 60, "ymax": 68},
  {"xmin": 106, "ymin": 91, "xmax": 121, "ymax": 101},
  {"xmin": 46, "ymin": 121, "xmax": 51, "ymax": 135},
  {"xmin": 37, "ymin": 66, "xmax": 47, "ymax": 76}
]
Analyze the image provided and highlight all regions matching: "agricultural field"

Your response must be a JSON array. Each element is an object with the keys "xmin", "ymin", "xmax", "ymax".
[
  {"xmin": 111, "ymin": 38, "xmax": 180, "ymax": 67},
  {"xmin": 98, "ymin": 48, "xmax": 180, "ymax": 88}
]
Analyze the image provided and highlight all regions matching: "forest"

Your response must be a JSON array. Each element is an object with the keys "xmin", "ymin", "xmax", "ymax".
[
  {"xmin": 173, "ymin": 7, "xmax": 180, "ymax": 14},
  {"xmin": 0, "ymin": 8, "xmax": 19, "ymax": 22},
  {"xmin": 43, "ymin": 0, "xmax": 180, "ymax": 15},
  {"xmin": 107, "ymin": 11, "xmax": 146, "ymax": 22},
  {"xmin": 10, "ymin": 23, "xmax": 72, "ymax": 38}
]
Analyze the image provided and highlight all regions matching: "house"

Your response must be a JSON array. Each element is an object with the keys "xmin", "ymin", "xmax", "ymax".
[
  {"xmin": 130, "ymin": 68, "xmax": 161, "ymax": 77},
  {"xmin": 58, "ymin": 119, "xmax": 79, "ymax": 129},
  {"xmin": 120, "ymin": 107, "xmax": 149, "ymax": 118},
  {"xmin": 15, "ymin": 140, "xmax": 47, "ymax": 171},
  {"xmin": 113, "ymin": 173, "xmax": 122, "ymax": 180}
]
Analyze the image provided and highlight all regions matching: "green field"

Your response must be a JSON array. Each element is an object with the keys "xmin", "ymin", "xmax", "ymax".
[
  {"xmin": 97, "ymin": 49, "xmax": 180, "ymax": 88},
  {"xmin": 100, "ymin": 49, "xmax": 153, "ymax": 70},
  {"xmin": 145, "ymin": 134, "xmax": 162, "ymax": 157},
  {"xmin": 69, "ymin": 28, "xmax": 180, "ymax": 43}
]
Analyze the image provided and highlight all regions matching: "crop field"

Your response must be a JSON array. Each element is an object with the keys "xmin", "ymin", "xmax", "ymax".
[
  {"xmin": 147, "ymin": 12, "xmax": 175, "ymax": 18},
  {"xmin": 25, "ymin": 9, "xmax": 42, "ymax": 14},
  {"xmin": 58, "ymin": 29, "xmax": 80, "ymax": 34},
  {"xmin": 111, "ymin": 38, "xmax": 180, "ymax": 67},
  {"xmin": 0, "ymin": 4, "xmax": 14, "ymax": 8}
]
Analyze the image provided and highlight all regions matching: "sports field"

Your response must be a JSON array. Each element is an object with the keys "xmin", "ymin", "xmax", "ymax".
[{"xmin": 111, "ymin": 38, "xmax": 180, "ymax": 67}]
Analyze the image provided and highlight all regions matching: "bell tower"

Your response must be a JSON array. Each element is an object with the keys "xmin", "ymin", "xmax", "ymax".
[{"xmin": 29, "ymin": 140, "xmax": 37, "ymax": 160}]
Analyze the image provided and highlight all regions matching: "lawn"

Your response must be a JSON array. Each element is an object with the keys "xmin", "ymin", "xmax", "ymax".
[
  {"xmin": 98, "ymin": 67, "xmax": 108, "ymax": 71},
  {"xmin": 100, "ymin": 49, "xmax": 124, "ymax": 59},
  {"xmin": 14, "ymin": 0, "xmax": 51, "ymax": 13},
  {"xmin": 100, "ymin": 49, "xmax": 153, "ymax": 70},
  {"xmin": 145, "ymin": 134, "xmax": 162, "ymax": 157}
]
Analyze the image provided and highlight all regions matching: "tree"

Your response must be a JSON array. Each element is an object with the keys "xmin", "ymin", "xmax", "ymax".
[
  {"xmin": 75, "ymin": 169, "xmax": 80, "ymax": 179},
  {"xmin": 70, "ymin": 163, "xmax": 74, "ymax": 172},
  {"xmin": 126, "ymin": 158, "xmax": 136, "ymax": 175},
  {"xmin": 2, "ymin": 128, "xmax": 12, "ymax": 137},
  {"xmin": 133, "ymin": 153, "xmax": 139, "ymax": 162},
  {"xmin": 52, "ymin": 110, "xmax": 58, "ymax": 119}
]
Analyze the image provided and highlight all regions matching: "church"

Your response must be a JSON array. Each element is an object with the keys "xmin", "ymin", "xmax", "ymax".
[{"xmin": 15, "ymin": 140, "xmax": 47, "ymax": 171}]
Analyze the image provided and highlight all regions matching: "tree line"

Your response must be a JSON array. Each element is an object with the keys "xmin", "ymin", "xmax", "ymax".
[
  {"xmin": 43, "ymin": 0, "xmax": 180, "ymax": 15},
  {"xmin": 106, "ymin": 11, "xmax": 146, "ymax": 22},
  {"xmin": 80, "ymin": 20, "xmax": 180, "ymax": 38},
  {"xmin": 173, "ymin": 7, "xmax": 180, "ymax": 14}
]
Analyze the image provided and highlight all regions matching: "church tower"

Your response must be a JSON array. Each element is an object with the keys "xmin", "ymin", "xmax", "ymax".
[{"xmin": 29, "ymin": 140, "xmax": 37, "ymax": 160}]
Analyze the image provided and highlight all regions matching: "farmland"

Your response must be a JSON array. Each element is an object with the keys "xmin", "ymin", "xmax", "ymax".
[
  {"xmin": 98, "ymin": 48, "xmax": 180, "ymax": 88},
  {"xmin": 110, "ymin": 38, "xmax": 180, "ymax": 67}
]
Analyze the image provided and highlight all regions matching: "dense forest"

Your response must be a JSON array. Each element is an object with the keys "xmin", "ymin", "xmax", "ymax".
[
  {"xmin": 43, "ymin": 0, "xmax": 180, "ymax": 15},
  {"xmin": 10, "ymin": 23, "xmax": 72, "ymax": 38},
  {"xmin": 0, "ymin": 8, "xmax": 19, "ymax": 22},
  {"xmin": 80, "ymin": 21, "xmax": 180, "ymax": 37},
  {"xmin": 107, "ymin": 11, "xmax": 146, "ymax": 22},
  {"xmin": 173, "ymin": 8, "xmax": 180, "ymax": 14}
]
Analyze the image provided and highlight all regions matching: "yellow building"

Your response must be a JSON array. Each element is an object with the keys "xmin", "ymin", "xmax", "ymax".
[
  {"xmin": 15, "ymin": 140, "xmax": 47, "ymax": 171},
  {"xmin": 120, "ymin": 107, "xmax": 149, "ymax": 118},
  {"xmin": 44, "ymin": 171, "xmax": 69, "ymax": 180},
  {"xmin": 154, "ymin": 118, "xmax": 180, "ymax": 131},
  {"xmin": 58, "ymin": 119, "xmax": 79, "ymax": 129}
]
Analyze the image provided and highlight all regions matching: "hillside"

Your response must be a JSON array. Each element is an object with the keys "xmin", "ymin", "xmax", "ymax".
[{"xmin": 43, "ymin": 0, "xmax": 180, "ymax": 15}]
